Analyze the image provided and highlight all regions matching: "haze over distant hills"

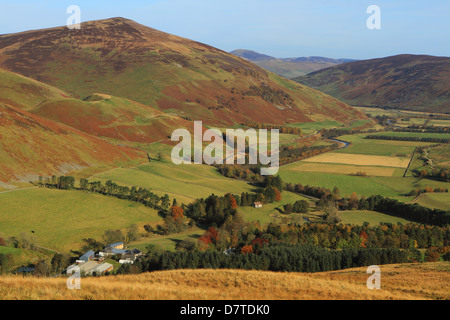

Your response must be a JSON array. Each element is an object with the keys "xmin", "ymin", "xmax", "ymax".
[
  {"xmin": 230, "ymin": 49, "xmax": 356, "ymax": 79},
  {"xmin": 293, "ymin": 54, "xmax": 450, "ymax": 113}
]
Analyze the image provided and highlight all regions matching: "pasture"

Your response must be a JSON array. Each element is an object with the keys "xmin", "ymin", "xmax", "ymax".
[
  {"xmin": 285, "ymin": 162, "xmax": 401, "ymax": 177},
  {"xmin": 301, "ymin": 153, "xmax": 410, "ymax": 168},
  {"xmin": 339, "ymin": 210, "xmax": 411, "ymax": 226},
  {"xmin": 0, "ymin": 246, "xmax": 48, "ymax": 268},
  {"xmin": 0, "ymin": 188, "xmax": 162, "ymax": 252},
  {"xmin": 130, "ymin": 227, "xmax": 205, "ymax": 252},
  {"xmin": 415, "ymin": 193, "xmax": 450, "ymax": 211},
  {"xmin": 238, "ymin": 191, "xmax": 315, "ymax": 225},
  {"xmin": 92, "ymin": 160, "xmax": 254, "ymax": 205}
]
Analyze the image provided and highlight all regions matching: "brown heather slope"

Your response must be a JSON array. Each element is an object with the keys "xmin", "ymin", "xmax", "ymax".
[
  {"xmin": 0, "ymin": 68, "xmax": 195, "ymax": 145},
  {"xmin": 0, "ymin": 262, "xmax": 448, "ymax": 300},
  {"xmin": 0, "ymin": 18, "xmax": 365, "ymax": 126},
  {"xmin": 0, "ymin": 102, "xmax": 145, "ymax": 183},
  {"xmin": 30, "ymin": 94, "xmax": 194, "ymax": 144},
  {"xmin": 294, "ymin": 54, "xmax": 450, "ymax": 113}
]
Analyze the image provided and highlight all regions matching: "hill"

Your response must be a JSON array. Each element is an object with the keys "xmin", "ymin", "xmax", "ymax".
[
  {"xmin": 0, "ymin": 18, "xmax": 365, "ymax": 125},
  {"xmin": 0, "ymin": 68, "xmax": 70, "ymax": 109},
  {"xmin": 0, "ymin": 262, "xmax": 448, "ymax": 299},
  {"xmin": 231, "ymin": 49, "xmax": 355, "ymax": 79},
  {"xmin": 31, "ymin": 94, "xmax": 193, "ymax": 144},
  {"xmin": 0, "ymin": 102, "xmax": 145, "ymax": 184},
  {"xmin": 293, "ymin": 54, "xmax": 450, "ymax": 113}
]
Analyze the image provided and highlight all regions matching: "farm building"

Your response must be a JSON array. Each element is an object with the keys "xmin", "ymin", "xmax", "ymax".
[
  {"xmin": 118, "ymin": 249, "xmax": 143, "ymax": 264},
  {"xmin": 77, "ymin": 250, "xmax": 95, "ymax": 263},
  {"xmin": 99, "ymin": 246, "xmax": 128, "ymax": 257},
  {"xmin": 105, "ymin": 242, "xmax": 124, "ymax": 250},
  {"xmin": 66, "ymin": 261, "xmax": 113, "ymax": 276},
  {"xmin": 254, "ymin": 202, "xmax": 263, "ymax": 208}
]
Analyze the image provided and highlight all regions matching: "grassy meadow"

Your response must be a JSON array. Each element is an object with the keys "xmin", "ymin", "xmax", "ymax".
[
  {"xmin": 415, "ymin": 193, "xmax": 450, "ymax": 211},
  {"xmin": 91, "ymin": 160, "xmax": 255, "ymax": 205},
  {"xmin": 339, "ymin": 210, "xmax": 412, "ymax": 226},
  {"xmin": 0, "ymin": 246, "xmax": 48, "ymax": 268},
  {"xmin": 0, "ymin": 188, "xmax": 162, "ymax": 252}
]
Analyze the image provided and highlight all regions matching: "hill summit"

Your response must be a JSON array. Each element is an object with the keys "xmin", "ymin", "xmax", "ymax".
[{"xmin": 0, "ymin": 17, "xmax": 365, "ymax": 125}]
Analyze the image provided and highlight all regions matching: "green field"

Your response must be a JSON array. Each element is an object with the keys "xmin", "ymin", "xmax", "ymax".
[
  {"xmin": 0, "ymin": 188, "xmax": 162, "ymax": 252},
  {"xmin": 0, "ymin": 246, "xmax": 48, "ymax": 269},
  {"xmin": 238, "ymin": 191, "xmax": 315, "ymax": 225},
  {"xmin": 287, "ymin": 120, "xmax": 343, "ymax": 134},
  {"xmin": 415, "ymin": 193, "xmax": 450, "ymax": 211},
  {"xmin": 129, "ymin": 227, "xmax": 205, "ymax": 252},
  {"xmin": 335, "ymin": 134, "xmax": 432, "ymax": 156},
  {"xmin": 92, "ymin": 160, "xmax": 254, "ymax": 205},
  {"xmin": 368, "ymin": 131, "xmax": 450, "ymax": 140},
  {"xmin": 278, "ymin": 169, "xmax": 450, "ymax": 199},
  {"xmin": 339, "ymin": 210, "xmax": 411, "ymax": 226}
]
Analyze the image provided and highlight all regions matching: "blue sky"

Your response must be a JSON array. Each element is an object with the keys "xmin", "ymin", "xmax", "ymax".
[{"xmin": 0, "ymin": 0, "xmax": 449, "ymax": 59}]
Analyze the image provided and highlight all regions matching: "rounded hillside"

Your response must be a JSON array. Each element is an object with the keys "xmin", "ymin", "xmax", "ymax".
[
  {"xmin": 294, "ymin": 54, "xmax": 450, "ymax": 113},
  {"xmin": 31, "ymin": 94, "xmax": 192, "ymax": 143},
  {"xmin": 0, "ymin": 18, "xmax": 366, "ymax": 126}
]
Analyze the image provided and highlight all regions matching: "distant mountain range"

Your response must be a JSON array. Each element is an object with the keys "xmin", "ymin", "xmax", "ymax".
[
  {"xmin": 230, "ymin": 49, "xmax": 356, "ymax": 78},
  {"xmin": 293, "ymin": 54, "xmax": 450, "ymax": 113}
]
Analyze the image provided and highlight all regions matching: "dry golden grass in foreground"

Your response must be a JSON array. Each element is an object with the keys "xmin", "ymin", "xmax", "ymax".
[{"xmin": 0, "ymin": 262, "xmax": 448, "ymax": 300}]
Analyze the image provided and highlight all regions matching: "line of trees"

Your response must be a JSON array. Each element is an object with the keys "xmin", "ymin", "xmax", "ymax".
[
  {"xmin": 338, "ymin": 195, "xmax": 450, "ymax": 227},
  {"xmin": 243, "ymin": 121, "xmax": 303, "ymax": 135},
  {"xmin": 119, "ymin": 243, "xmax": 409, "ymax": 274},
  {"xmin": 40, "ymin": 176, "xmax": 173, "ymax": 211},
  {"xmin": 396, "ymin": 125, "xmax": 449, "ymax": 134},
  {"xmin": 365, "ymin": 135, "xmax": 450, "ymax": 143}
]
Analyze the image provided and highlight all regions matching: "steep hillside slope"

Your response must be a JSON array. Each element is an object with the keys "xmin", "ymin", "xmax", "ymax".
[
  {"xmin": 0, "ymin": 68, "xmax": 70, "ymax": 109},
  {"xmin": 294, "ymin": 54, "xmax": 450, "ymax": 113},
  {"xmin": 0, "ymin": 18, "xmax": 365, "ymax": 125},
  {"xmin": 0, "ymin": 102, "xmax": 145, "ymax": 183}
]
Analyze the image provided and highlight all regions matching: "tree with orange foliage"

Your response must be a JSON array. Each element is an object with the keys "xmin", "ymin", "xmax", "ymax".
[
  {"xmin": 274, "ymin": 187, "xmax": 282, "ymax": 201},
  {"xmin": 241, "ymin": 244, "xmax": 253, "ymax": 255},
  {"xmin": 170, "ymin": 206, "xmax": 184, "ymax": 222},
  {"xmin": 360, "ymin": 230, "xmax": 368, "ymax": 248},
  {"xmin": 227, "ymin": 193, "xmax": 238, "ymax": 209},
  {"xmin": 199, "ymin": 227, "xmax": 220, "ymax": 249}
]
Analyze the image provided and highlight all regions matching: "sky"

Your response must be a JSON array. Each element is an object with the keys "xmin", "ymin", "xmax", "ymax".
[{"xmin": 0, "ymin": 0, "xmax": 449, "ymax": 60}]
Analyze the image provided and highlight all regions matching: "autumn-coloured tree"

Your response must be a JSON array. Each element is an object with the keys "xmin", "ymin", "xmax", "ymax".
[
  {"xmin": 170, "ymin": 205, "xmax": 184, "ymax": 222},
  {"xmin": 227, "ymin": 193, "xmax": 238, "ymax": 209},
  {"xmin": 251, "ymin": 237, "xmax": 269, "ymax": 253},
  {"xmin": 274, "ymin": 187, "xmax": 282, "ymax": 201},
  {"xmin": 241, "ymin": 244, "xmax": 253, "ymax": 255},
  {"xmin": 360, "ymin": 230, "xmax": 368, "ymax": 248},
  {"xmin": 425, "ymin": 248, "xmax": 440, "ymax": 262},
  {"xmin": 199, "ymin": 227, "xmax": 220, "ymax": 249}
]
